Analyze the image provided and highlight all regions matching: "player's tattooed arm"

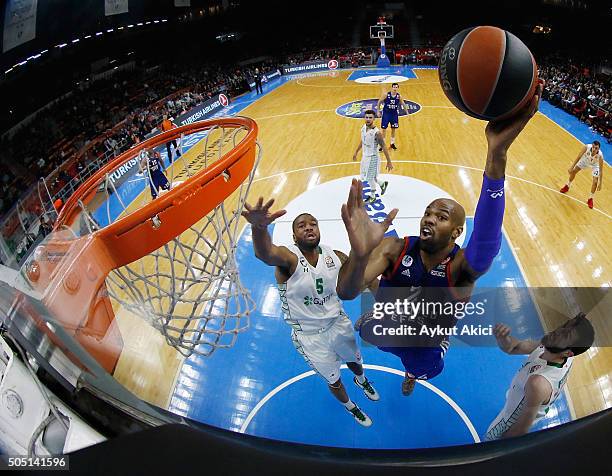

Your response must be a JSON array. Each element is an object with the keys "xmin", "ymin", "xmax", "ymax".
[
  {"xmin": 501, "ymin": 376, "xmax": 551, "ymax": 438},
  {"xmin": 375, "ymin": 131, "xmax": 393, "ymax": 171},
  {"xmin": 493, "ymin": 324, "xmax": 540, "ymax": 355},
  {"xmin": 242, "ymin": 197, "xmax": 297, "ymax": 272}
]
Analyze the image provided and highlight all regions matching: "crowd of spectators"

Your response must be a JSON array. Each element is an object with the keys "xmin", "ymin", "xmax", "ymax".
[
  {"xmin": 540, "ymin": 63, "xmax": 611, "ymax": 140},
  {"xmin": 0, "ymin": 59, "xmax": 279, "ymax": 216},
  {"xmin": 284, "ymin": 48, "xmax": 372, "ymax": 68}
]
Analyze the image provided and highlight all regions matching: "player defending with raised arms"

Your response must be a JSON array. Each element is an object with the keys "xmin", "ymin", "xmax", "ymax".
[
  {"xmin": 340, "ymin": 82, "xmax": 544, "ymax": 395},
  {"xmin": 559, "ymin": 140, "xmax": 604, "ymax": 209},
  {"xmin": 377, "ymin": 82, "xmax": 406, "ymax": 150},
  {"xmin": 241, "ymin": 201, "xmax": 396, "ymax": 427},
  {"xmin": 352, "ymin": 109, "xmax": 393, "ymax": 204},
  {"xmin": 486, "ymin": 313, "xmax": 594, "ymax": 439}
]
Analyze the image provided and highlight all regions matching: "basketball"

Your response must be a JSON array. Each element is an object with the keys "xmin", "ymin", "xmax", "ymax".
[{"xmin": 438, "ymin": 26, "xmax": 538, "ymax": 121}]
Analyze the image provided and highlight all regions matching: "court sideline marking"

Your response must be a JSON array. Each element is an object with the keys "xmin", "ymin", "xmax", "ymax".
[
  {"xmin": 238, "ymin": 363, "xmax": 481, "ymax": 443},
  {"xmin": 251, "ymin": 160, "xmax": 611, "ymax": 219}
]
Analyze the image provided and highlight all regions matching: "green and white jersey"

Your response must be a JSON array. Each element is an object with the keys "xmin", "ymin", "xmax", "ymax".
[
  {"xmin": 277, "ymin": 244, "xmax": 345, "ymax": 333},
  {"xmin": 361, "ymin": 124, "xmax": 380, "ymax": 158},
  {"xmin": 486, "ymin": 345, "xmax": 573, "ymax": 440}
]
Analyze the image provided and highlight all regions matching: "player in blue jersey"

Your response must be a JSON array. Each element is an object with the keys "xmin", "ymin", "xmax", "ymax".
[
  {"xmin": 140, "ymin": 149, "xmax": 170, "ymax": 199},
  {"xmin": 336, "ymin": 82, "xmax": 544, "ymax": 396},
  {"xmin": 377, "ymin": 83, "xmax": 406, "ymax": 150}
]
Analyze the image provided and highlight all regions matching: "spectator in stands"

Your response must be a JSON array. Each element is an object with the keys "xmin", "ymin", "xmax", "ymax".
[
  {"xmin": 540, "ymin": 62, "xmax": 611, "ymax": 142},
  {"xmin": 104, "ymin": 134, "xmax": 118, "ymax": 157}
]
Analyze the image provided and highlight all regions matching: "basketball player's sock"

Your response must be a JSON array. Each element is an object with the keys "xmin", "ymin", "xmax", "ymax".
[
  {"xmin": 342, "ymin": 399, "xmax": 356, "ymax": 410},
  {"xmin": 355, "ymin": 373, "xmax": 366, "ymax": 385},
  {"xmin": 390, "ymin": 137, "xmax": 395, "ymax": 144}
]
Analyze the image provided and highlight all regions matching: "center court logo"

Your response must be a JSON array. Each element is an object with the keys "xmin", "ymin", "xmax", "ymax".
[
  {"xmin": 354, "ymin": 74, "xmax": 410, "ymax": 84},
  {"xmin": 336, "ymin": 98, "xmax": 421, "ymax": 119}
]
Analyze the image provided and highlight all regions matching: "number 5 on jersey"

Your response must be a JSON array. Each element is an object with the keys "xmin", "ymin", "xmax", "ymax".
[{"xmin": 316, "ymin": 278, "xmax": 324, "ymax": 294}]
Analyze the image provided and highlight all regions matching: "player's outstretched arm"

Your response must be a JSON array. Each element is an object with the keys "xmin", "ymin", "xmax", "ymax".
[
  {"xmin": 337, "ymin": 179, "xmax": 398, "ymax": 300},
  {"xmin": 501, "ymin": 375, "xmax": 551, "ymax": 438},
  {"xmin": 335, "ymin": 250, "xmax": 381, "ymax": 293},
  {"xmin": 484, "ymin": 81, "xmax": 543, "ymax": 180},
  {"xmin": 462, "ymin": 82, "xmax": 543, "ymax": 279},
  {"xmin": 241, "ymin": 197, "xmax": 296, "ymax": 269},
  {"xmin": 493, "ymin": 324, "xmax": 540, "ymax": 355}
]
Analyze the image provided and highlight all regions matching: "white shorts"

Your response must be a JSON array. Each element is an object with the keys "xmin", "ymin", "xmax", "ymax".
[
  {"xmin": 291, "ymin": 314, "xmax": 363, "ymax": 384},
  {"xmin": 577, "ymin": 157, "xmax": 600, "ymax": 177},
  {"xmin": 360, "ymin": 154, "xmax": 380, "ymax": 183}
]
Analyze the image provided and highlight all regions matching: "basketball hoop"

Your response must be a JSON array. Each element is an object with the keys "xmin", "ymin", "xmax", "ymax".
[{"xmin": 24, "ymin": 117, "xmax": 261, "ymax": 364}]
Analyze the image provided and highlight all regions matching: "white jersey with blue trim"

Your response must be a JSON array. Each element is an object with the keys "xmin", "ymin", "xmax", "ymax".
[{"xmin": 277, "ymin": 244, "xmax": 346, "ymax": 333}]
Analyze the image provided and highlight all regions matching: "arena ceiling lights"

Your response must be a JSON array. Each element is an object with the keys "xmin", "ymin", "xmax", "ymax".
[{"xmin": 4, "ymin": 19, "xmax": 169, "ymax": 77}]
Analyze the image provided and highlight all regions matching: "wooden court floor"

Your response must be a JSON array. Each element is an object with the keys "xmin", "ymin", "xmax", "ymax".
[{"xmin": 112, "ymin": 68, "xmax": 611, "ymax": 421}]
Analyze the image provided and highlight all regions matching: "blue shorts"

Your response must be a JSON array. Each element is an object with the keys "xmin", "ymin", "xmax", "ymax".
[
  {"xmin": 381, "ymin": 112, "xmax": 399, "ymax": 129},
  {"xmin": 378, "ymin": 346, "xmax": 445, "ymax": 380}
]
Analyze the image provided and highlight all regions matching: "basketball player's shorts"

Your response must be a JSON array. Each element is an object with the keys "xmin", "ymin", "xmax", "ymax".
[
  {"xmin": 291, "ymin": 314, "xmax": 363, "ymax": 384},
  {"xmin": 149, "ymin": 171, "xmax": 170, "ymax": 199},
  {"xmin": 360, "ymin": 154, "xmax": 380, "ymax": 183},
  {"xmin": 378, "ymin": 346, "xmax": 445, "ymax": 380},
  {"xmin": 576, "ymin": 157, "xmax": 600, "ymax": 177},
  {"xmin": 381, "ymin": 111, "xmax": 399, "ymax": 129}
]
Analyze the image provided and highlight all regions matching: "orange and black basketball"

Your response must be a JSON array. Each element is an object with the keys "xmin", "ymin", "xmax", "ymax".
[{"xmin": 438, "ymin": 26, "xmax": 538, "ymax": 121}]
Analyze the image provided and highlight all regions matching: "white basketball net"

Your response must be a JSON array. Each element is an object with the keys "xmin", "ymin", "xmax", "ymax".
[{"xmin": 74, "ymin": 125, "xmax": 260, "ymax": 357}]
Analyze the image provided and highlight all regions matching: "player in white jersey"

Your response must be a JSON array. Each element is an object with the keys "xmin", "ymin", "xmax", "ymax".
[
  {"xmin": 486, "ymin": 313, "xmax": 595, "ymax": 440},
  {"xmin": 560, "ymin": 140, "xmax": 604, "ymax": 209},
  {"xmin": 241, "ymin": 198, "xmax": 387, "ymax": 427},
  {"xmin": 352, "ymin": 109, "xmax": 393, "ymax": 204}
]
